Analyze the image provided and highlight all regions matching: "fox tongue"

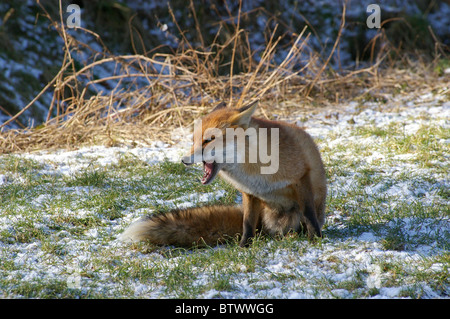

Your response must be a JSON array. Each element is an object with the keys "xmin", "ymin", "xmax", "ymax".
[{"xmin": 201, "ymin": 162, "xmax": 214, "ymax": 184}]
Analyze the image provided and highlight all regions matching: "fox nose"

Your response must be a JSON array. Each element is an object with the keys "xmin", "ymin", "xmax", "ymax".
[{"xmin": 181, "ymin": 156, "xmax": 193, "ymax": 166}]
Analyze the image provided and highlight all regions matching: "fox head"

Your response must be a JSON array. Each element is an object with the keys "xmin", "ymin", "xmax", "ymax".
[{"xmin": 181, "ymin": 101, "xmax": 258, "ymax": 185}]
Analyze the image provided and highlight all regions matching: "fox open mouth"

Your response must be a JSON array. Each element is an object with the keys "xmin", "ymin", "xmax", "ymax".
[{"xmin": 201, "ymin": 161, "xmax": 219, "ymax": 185}]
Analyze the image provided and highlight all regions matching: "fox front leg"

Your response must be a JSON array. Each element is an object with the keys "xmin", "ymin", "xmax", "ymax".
[
  {"xmin": 240, "ymin": 193, "xmax": 260, "ymax": 247},
  {"xmin": 298, "ymin": 174, "xmax": 322, "ymax": 240}
]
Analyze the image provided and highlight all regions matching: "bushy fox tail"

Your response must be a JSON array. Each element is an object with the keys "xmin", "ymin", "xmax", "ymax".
[{"xmin": 119, "ymin": 206, "xmax": 243, "ymax": 247}]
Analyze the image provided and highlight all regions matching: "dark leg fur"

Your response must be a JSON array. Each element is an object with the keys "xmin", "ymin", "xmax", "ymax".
[
  {"xmin": 239, "ymin": 193, "xmax": 261, "ymax": 247},
  {"xmin": 240, "ymin": 220, "xmax": 255, "ymax": 247},
  {"xmin": 299, "ymin": 173, "xmax": 322, "ymax": 240},
  {"xmin": 302, "ymin": 201, "xmax": 322, "ymax": 239}
]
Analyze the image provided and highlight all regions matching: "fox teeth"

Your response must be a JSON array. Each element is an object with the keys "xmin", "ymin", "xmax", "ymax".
[
  {"xmin": 201, "ymin": 162, "xmax": 214, "ymax": 184},
  {"xmin": 202, "ymin": 170, "xmax": 210, "ymax": 183}
]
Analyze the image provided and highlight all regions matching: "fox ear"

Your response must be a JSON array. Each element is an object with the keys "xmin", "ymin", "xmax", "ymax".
[
  {"xmin": 231, "ymin": 100, "xmax": 258, "ymax": 126},
  {"xmin": 211, "ymin": 101, "xmax": 227, "ymax": 112}
]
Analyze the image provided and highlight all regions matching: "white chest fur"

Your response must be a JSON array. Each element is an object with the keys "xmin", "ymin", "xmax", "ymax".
[{"xmin": 219, "ymin": 166, "xmax": 289, "ymax": 202}]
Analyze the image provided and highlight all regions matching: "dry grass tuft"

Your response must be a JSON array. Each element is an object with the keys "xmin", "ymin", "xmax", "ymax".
[{"xmin": 0, "ymin": 2, "xmax": 448, "ymax": 154}]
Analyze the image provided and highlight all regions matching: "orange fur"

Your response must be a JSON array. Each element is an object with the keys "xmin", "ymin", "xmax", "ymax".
[{"xmin": 121, "ymin": 102, "xmax": 327, "ymax": 247}]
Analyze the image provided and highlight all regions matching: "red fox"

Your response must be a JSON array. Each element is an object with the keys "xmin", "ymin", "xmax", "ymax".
[{"xmin": 120, "ymin": 101, "xmax": 327, "ymax": 247}]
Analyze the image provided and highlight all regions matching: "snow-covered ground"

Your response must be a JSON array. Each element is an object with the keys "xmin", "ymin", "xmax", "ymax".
[{"xmin": 0, "ymin": 92, "xmax": 448, "ymax": 299}]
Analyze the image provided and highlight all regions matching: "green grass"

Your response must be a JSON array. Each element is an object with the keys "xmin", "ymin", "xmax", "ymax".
[{"xmin": 0, "ymin": 107, "xmax": 448, "ymax": 299}]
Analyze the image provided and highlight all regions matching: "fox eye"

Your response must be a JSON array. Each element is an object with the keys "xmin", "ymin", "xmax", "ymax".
[{"xmin": 203, "ymin": 137, "xmax": 215, "ymax": 145}]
